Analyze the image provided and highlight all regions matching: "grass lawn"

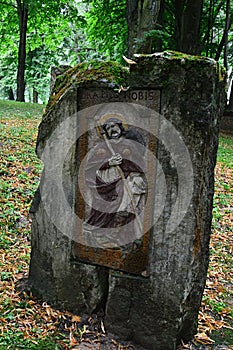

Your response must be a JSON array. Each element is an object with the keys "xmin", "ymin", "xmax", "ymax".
[{"xmin": 0, "ymin": 100, "xmax": 233, "ymax": 349}]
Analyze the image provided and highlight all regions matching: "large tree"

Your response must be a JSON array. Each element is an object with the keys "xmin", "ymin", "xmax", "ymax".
[
  {"xmin": 1, "ymin": 0, "xmax": 232, "ymax": 103},
  {"xmin": 85, "ymin": 0, "xmax": 232, "ymax": 62},
  {"xmin": 16, "ymin": 0, "xmax": 28, "ymax": 101},
  {"xmin": 0, "ymin": 0, "xmax": 81, "ymax": 101},
  {"xmin": 173, "ymin": 0, "xmax": 204, "ymax": 54},
  {"xmin": 126, "ymin": 0, "xmax": 161, "ymax": 55},
  {"xmin": 85, "ymin": 0, "xmax": 232, "ymax": 107}
]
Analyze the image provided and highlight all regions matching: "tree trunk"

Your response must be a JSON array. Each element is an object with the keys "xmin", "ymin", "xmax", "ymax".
[
  {"xmin": 127, "ymin": 0, "xmax": 160, "ymax": 56},
  {"xmin": 223, "ymin": 0, "xmax": 230, "ymax": 70},
  {"xmin": 180, "ymin": 0, "xmax": 203, "ymax": 54},
  {"xmin": 202, "ymin": 1, "xmax": 224, "ymax": 58},
  {"xmin": 173, "ymin": 0, "xmax": 186, "ymax": 51},
  {"xmin": 16, "ymin": 0, "xmax": 28, "ymax": 102},
  {"xmin": 33, "ymin": 88, "xmax": 38, "ymax": 103},
  {"xmin": 215, "ymin": 18, "xmax": 232, "ymax": 62},
  {"xmin": 205, "ymin": 0, "xmax": 213, "ymax": 57},
  {"xmin": 154, "ymin": 0, "xmax": 165, "ymax": 51},
  {"xmin": 9, "ymin": 87, "xmax": 15, "ymax": 100}
]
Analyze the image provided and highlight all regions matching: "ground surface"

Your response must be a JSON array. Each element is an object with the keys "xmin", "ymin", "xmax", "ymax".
[{"xmin": 0, "ymin": 100, "xmax": 232, "ymax": 349}]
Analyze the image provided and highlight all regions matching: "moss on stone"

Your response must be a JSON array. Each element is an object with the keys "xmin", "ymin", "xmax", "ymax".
[
  {"xmin": 216, "ymin": 62, "xmax": 227, "ymax": 83},
  {"xmin": 45, "ymin": 54, "xmax": 226, "ymax": 116},
  {"xmin": 134, "ymin": 50, "xmax": 217, "ymax": 63},
  {"xmin": 164, "ymin": 51, "xmax": 227, "ymax": 83},
  {"xmin": 132, "ymin": 51, "xmax": 227, "ymax": 86},
  {"xmin": 45, "ymin": 60, "xmax": 129, "ymax": 114},
  {"xmin": 162, "ymin": 50, "xmax": 214, "ymax": 62}
]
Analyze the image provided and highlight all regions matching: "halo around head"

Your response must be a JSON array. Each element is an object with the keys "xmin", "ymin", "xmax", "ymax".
[{"xmin": 95, "ymin": 113, "xmax": 128, "ymax": 137}]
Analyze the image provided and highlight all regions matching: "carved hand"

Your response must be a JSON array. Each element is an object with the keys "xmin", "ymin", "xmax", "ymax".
[{"xmin": 108, "ymin": 153, "xmax": 122, "ymax": 166}]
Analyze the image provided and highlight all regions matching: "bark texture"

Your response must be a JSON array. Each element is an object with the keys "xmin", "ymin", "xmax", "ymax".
[
  {"xmin": 127, "ymin": 0, "xmax": 160, "ymax": 56},
  {"xmin": 16, "ymin": 0, "xmax": 28, "ymax": 102},
  {"xmin": 174, "ymin": 0, "xmax": 203, "ymax": 54}
]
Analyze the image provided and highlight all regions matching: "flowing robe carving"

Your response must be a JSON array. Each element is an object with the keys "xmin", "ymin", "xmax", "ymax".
[{"xmin": 83, "ymin": 130, "xmax": 147, "ymax": 247}]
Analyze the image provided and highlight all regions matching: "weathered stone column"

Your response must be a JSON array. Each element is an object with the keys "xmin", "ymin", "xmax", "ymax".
[
  {"xmin": 104, "ymin": 52, "xmax": 226, "ymax": 349},
  {"xmin": 29, "ymin": 54, "xmax": 226, "ymax": 350},
  {"xmin": 29, "ymin": 62, "xmax": 129, "ymax": 312}
]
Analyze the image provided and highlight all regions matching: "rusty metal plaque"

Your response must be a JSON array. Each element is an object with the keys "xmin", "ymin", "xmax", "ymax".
[{"xmin": 73, "ymin": 88, "xmax": 160, "ymax": 276}]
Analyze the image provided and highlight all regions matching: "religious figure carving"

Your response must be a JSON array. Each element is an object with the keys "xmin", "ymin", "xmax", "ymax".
[{"xmin": 82, "ymin": 115, "xmax": 147, "ymax": 248}]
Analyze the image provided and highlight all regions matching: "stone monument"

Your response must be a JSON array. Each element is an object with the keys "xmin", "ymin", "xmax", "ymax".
[{"xmin": 29, "ymin": 53, "xmax": 226, "ymax": 349}]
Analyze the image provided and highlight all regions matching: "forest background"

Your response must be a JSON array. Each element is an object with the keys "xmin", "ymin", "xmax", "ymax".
[
  {"xmin": 0, "ymin": 1, "xmax": 233, "ymax": 349},
  {"xmin": 0, "ymin": 0, "xmax": 232, "ymax": 108}
]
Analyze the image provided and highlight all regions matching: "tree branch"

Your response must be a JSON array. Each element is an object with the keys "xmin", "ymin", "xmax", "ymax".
[
  {"xmin": 202, "ymin": 1, "xmax": 224, "ymax": 45},
  {"xmin": 214, "ymin": 17, "xmax": 232, "ymax": 62}
]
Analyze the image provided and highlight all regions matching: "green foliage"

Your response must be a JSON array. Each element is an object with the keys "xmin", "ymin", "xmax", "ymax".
[
  {"xmin": 85, "ymin": 0, "xmax": 127, "ymax": 63},
  {"xmin": 217, "ymin": 134, "xmax": 233, "ymax": 167},
  {"xmin": 0, "ymin": 331, "xmax": 63, "ymax": 349},
  {"xmin": 0, "ymin": 0, "xmax": 87, "ymax": 101},
  {"xmin": 0, "ymin": 100, "xmax": 43, "ymax": 252},
  {"xmin": 0, "ymin": 54, "xmax": 18, "ymax": 97},
  {"xmin": 0, "ymin": 0, "xmax": 233, "ymax": 102},
  {"xmin": 212, "ymin": 135, "xmax": 233, "ymax": 232},
  {"xmin": 0, "ymin": 100, "xmax": 44, "ymax": 117},
  {"xmin": 201, "ymin": 0, "xmax": 233, "ymax": 67},
  {"xmin": 211, "ymin": 328, "xmax": 233, "ymax": 346}
]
